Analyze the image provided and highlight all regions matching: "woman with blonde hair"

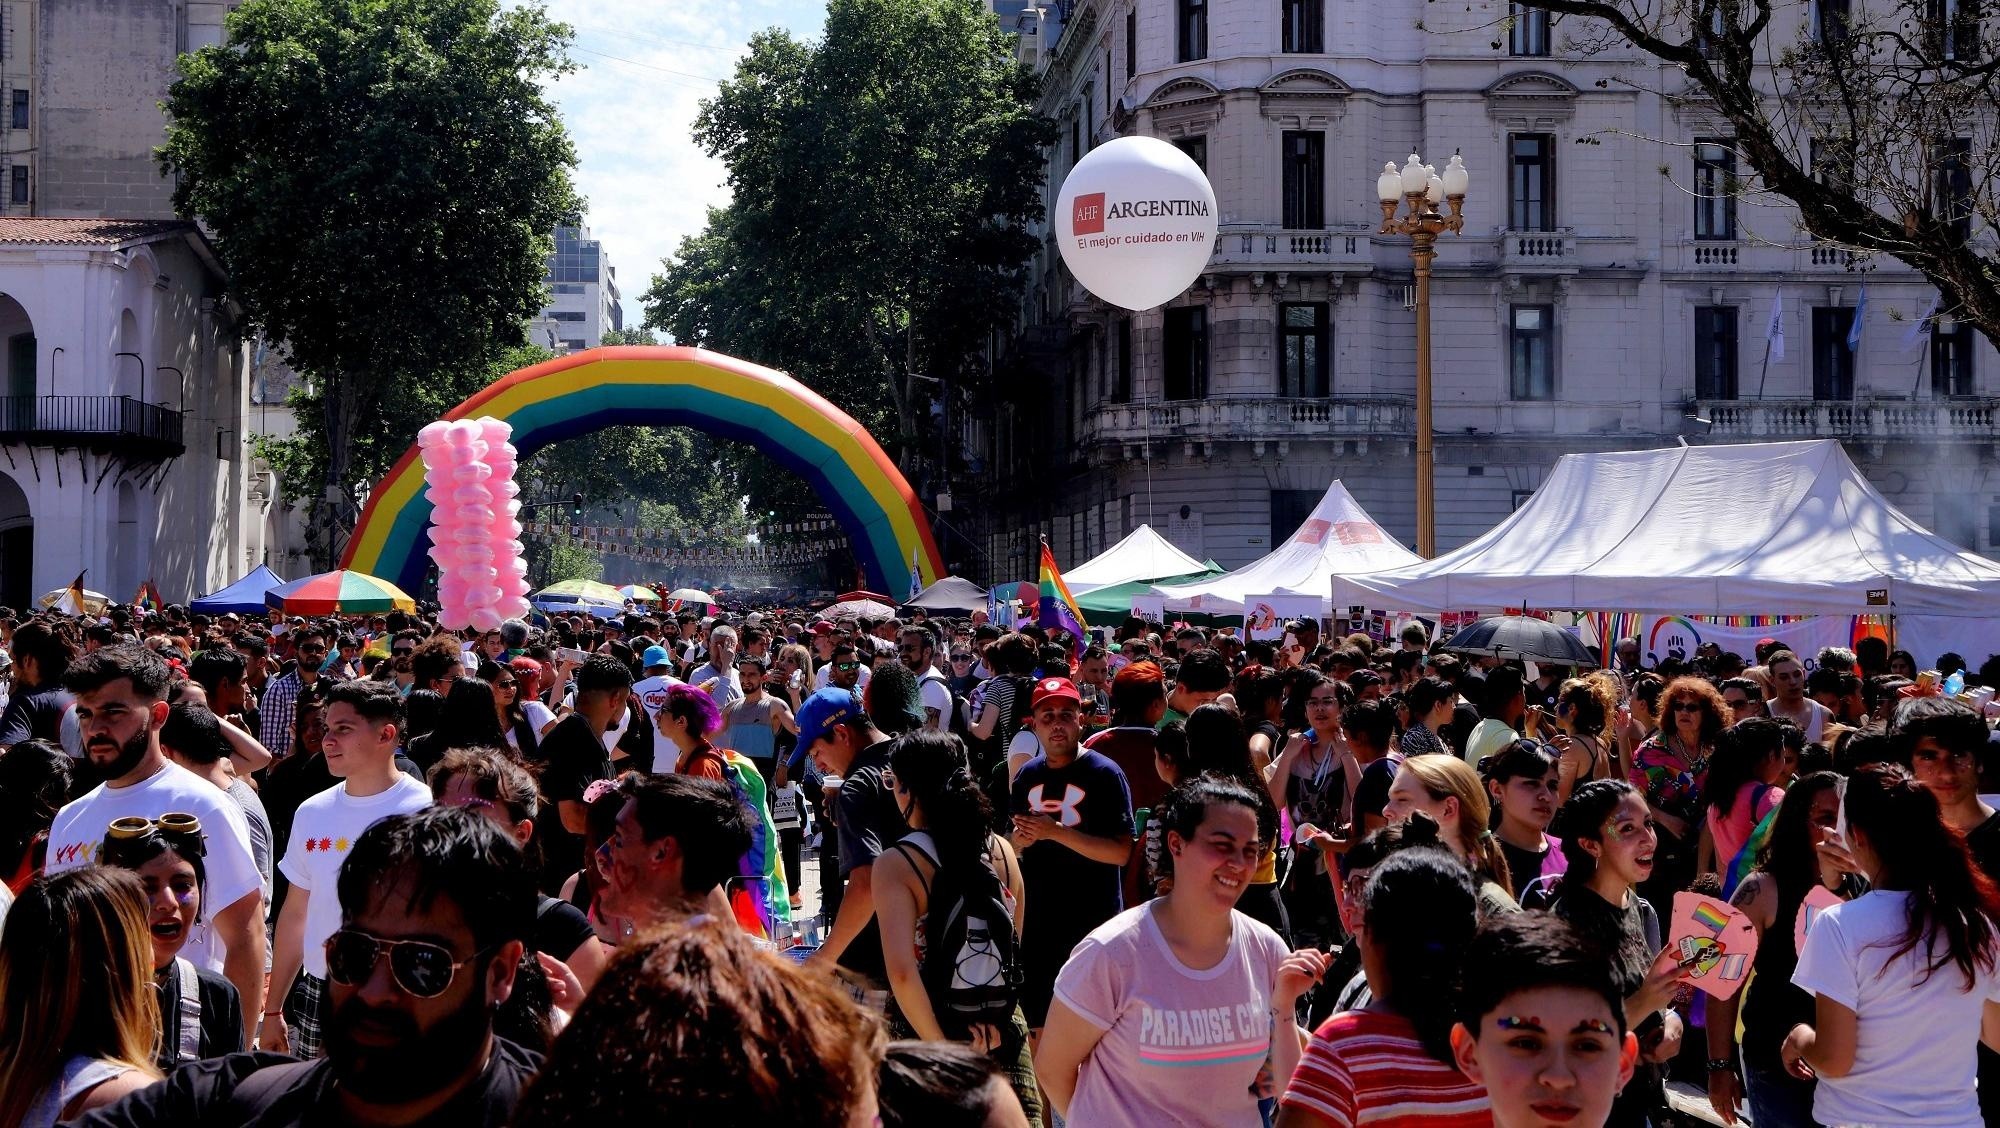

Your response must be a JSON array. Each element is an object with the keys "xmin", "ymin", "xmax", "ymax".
[
  {"xmin": 1383, "ymin": 753, "xmax": 1518, "ymax": 914},
  {"xmin": 1552, "ymin": 672, "xmax": 1621, "ymax": 803},
  {"xmin": 0, "ymin": 867, "xmax": 161, "ymax": 1126}
]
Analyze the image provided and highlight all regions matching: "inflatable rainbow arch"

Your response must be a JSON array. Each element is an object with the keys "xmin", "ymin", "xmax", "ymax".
[{"xmin": 341, "ymin": 346, "xmax": 944, "ymax": 596}]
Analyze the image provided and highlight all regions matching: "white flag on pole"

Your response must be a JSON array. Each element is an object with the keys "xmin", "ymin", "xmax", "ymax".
[
  {"xmin": 1902, "ymin": 292, "xmax": 1940, "ymax": 352},
  {"xmin": 1765, "ymin": 290, "xmax": 1785, "ymax": 361}
]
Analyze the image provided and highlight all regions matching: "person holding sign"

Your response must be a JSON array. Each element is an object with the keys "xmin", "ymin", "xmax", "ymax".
[
  {"xmin": 1784, "ymin": 763, "xmax": 2000, "ymax": 1128},
  {"xmin": 1541, "ymin": 780, "xmax": 1690, "ymax": 1128},
  {"xmin": 1703, "ymin": 771, "xmax": 1847, "ymax": 1128}
]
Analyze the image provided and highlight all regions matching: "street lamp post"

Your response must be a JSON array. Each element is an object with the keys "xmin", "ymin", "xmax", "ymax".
[{"xmin": 1377, "ymin": 151, "xmax": 1469, "ymax": 558}]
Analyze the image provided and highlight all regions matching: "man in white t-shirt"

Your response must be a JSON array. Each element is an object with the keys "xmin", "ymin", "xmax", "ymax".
[
  {"xmin": 631, "ymin": 644, "xmax": 684, "ymax": 772},
  {"xmin": 900, "ymin": 624, "xmax": 952, "ymax": 732},
  {"xmin": 263, "ymin": 678, "xmax": 432, "ymax": 1059},
  {"xmin": 44, "ymin": 644, "xmax": 266, "ymax": 1046}
]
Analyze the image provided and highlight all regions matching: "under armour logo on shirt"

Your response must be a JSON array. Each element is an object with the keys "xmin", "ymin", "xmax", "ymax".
[{"xmin": 1027, "ymin": 782, "xmax": 1087, "ymax": 827}]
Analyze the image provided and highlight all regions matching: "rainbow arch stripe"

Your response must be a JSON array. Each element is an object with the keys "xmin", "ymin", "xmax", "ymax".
[{"xmin": 341, "ymin": 346, "xmax": 944, "ymax": 595}]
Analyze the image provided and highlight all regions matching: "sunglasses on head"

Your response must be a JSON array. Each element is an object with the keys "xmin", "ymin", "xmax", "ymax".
[{"xmin": 324, "ymin": 928, "xmax": 490, "ymax": 999}]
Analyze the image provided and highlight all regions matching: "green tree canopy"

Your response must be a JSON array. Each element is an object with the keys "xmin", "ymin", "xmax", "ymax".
[
  {"xmin": 642, "ymin": 0, "xmax": 1053, "ymax": 468},
  {"xmin": 163, "ymin": 0, "xmax": 580, "ymax": 557}
]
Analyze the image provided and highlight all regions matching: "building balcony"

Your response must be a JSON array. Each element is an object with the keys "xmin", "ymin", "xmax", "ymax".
[
  {"xmin": 1700, "ymin": 398, "xmax": 2000, "ymax": 446},
  {"xmin": 1499, "ymin": 228, "xmax": 1575, "ymax": 271},
  {"xmin": 1207, "ymin": 224, "xmax": 1375, "ymax": 277},
  {"xmin": 1083, "ymin": 395, "xmax": 1414, "ymax": 456},
  {"xmin": 0, "ymin": 395, "xmax": 186, "ymax": 458}
]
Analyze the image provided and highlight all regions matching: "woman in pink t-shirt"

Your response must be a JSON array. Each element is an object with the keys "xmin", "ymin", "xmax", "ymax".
[
  {"xmin": 1035, "ymin": 777, "xmax": 1331, "ymax": 1127},
  {"xmin": 1699, "ymin": 718, "xmax": 1794, "ymax": 885}
]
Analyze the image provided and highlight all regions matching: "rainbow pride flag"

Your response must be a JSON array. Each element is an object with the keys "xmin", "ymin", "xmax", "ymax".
[
  {"xmin": 720, "ymin": 749, "xmax": 790, "ymax": 939},
  {"xmin": 134, "ymin": 580, "xmax": 163, "ymax": 613},
  {"xmin": 1039, "ymin": 541, "xmax": 1089, "ymax": 657}
]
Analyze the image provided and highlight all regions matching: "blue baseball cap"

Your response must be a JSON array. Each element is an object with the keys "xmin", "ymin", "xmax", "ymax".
[
  {"xmin": 641, "ymin": 645, "xmax": 673, "ymax": 670},
  {"xmin": 790, "ymin": 687, "xmax": 863, "ymax": 769}
]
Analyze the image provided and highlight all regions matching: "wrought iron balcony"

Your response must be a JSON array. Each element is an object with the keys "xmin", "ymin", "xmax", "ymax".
[{"xmin": 0, "ymin": 395, "xmax": 186, "ymax": 458}]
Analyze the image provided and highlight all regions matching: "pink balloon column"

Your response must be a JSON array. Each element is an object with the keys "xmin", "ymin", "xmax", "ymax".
[{"xmin": 418, "ymin": 417, "xmax": 532, "ymax": 632}]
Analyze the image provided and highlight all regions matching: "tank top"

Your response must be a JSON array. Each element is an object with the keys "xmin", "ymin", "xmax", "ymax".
[
  {"xmin": 722, "ymin": 696, "xmax": 782, "ymax": 766},
  {"xmin": 1739, "ymin": 880, "xmax": 1816, "ymax": 1071},
  {"xmin": 24, "ymin": 1056, "xmax": 134, "ymax": 1128}
]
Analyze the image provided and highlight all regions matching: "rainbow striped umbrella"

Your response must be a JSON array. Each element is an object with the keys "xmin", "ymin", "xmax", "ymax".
[
  {"xmin": 619, "ymin": 584, "xmax": 661, "ymax": 602},
  {"xmin": 265, "ymin": 569, "xmax": 417, "ymax": 615}
]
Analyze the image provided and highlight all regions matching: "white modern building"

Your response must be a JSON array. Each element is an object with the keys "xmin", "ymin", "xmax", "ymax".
[
  {"xmin": 538, "ymin": 225, "xmax": 623, "ymax": 352},
  {"xmin": 975, "ymin": 0, "xmax": 1994, "ymax": 583}
]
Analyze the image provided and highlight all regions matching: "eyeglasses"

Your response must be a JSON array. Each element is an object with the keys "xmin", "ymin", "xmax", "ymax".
[
  {"xmin": 951, "ymin": 654, "xmax": 975, "ymax": 663},
  {"xmin": 494, "ymin": 679, "xmax": 517, "ymax": 690},
  {"xmin": 1670, "ymin": 701, "xmax": 1703, "ymax": 713},
  {"xmin": 392, "ymin": 648, "xmax": 413, "ymax": 657},
  {"xmin": 324, "ymin": 928, "xmax": 489, "ymax": 999}
]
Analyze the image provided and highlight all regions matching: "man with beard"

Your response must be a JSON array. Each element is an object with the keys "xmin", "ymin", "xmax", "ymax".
[
  {"xmin": 262, "ymin": 679, "xmax": 433, "ymax": 1059},
  {"xmin": 67, "ymin": 807, "xmax": 540, "ymax": 1127},
  {"xmin": 43, "ymin": 644, "xmax": 267, "ymax": 1045}
]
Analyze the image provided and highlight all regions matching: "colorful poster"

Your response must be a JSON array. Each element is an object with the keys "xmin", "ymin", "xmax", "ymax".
[
  {"xmin": 1668, "ymin": 891, "xmax": 1759, "ymax": 1000},
  {"xmin": 1246, "ymin": 594, "xmax": 1322, "ymax": 642},
  {"xmin": 1639, "ymin": 615, "xmax": 1852, "ymax": 669}
]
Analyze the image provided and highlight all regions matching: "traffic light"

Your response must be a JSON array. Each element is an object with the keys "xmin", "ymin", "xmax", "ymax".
[{"xmin": 571, "ymin": 492, "xmax": 584, "ymax": 519}]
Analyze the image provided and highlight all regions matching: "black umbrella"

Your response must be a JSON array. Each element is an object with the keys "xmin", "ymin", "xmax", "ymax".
[{"xmin": 1444, "ymin": 615, "xmax": 1598, "ymax": 667}]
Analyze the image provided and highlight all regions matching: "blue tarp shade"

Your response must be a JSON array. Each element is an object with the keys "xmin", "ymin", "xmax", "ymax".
[{"xmin": 190, "ymin": 565, "xmax": 287, "ymax": 615}]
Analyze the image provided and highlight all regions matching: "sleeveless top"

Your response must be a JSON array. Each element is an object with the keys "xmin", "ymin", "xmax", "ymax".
[
  {"xmin": 723, "ymin": 696, "xmax": 783, "ymax": 765},
  {"xmin": 24, "ymin": 1056, "xmax": 134, "ymax": 1128},
  {"xmin": 1739, "ymin": 879, "xmax": 1818, "ymax": 1071}
]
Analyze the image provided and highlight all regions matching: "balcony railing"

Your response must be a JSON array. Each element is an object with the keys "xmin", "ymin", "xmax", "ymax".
[
  {"xmin": 1085, "ymin": 396, "xmax": 1415, "ymax": 445},
  {"xmin": 1700, "ymin": 398, "xmax": 2000, "ymax": 440},
  {"xmin": 1208, "ymin": 224, "xmax": 1375, "ymax": 273},
  {"xmin": 0, "ymin": 395, "xmax": 186, "ymax": 455}
]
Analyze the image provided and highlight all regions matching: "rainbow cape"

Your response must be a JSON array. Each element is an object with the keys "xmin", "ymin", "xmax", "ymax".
[
  {"xmin": 1038, "ymin": 542, "xmax": 1089, "ymax": 657},
  {"xmin": 720, "ymin": 749, "xmax": 791, "ymax": 939}
]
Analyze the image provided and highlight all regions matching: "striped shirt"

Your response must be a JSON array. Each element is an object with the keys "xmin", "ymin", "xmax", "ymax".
[{"xmin": 1282, "ymin": 1010, "xmax": 1492, "ymax": 1126}]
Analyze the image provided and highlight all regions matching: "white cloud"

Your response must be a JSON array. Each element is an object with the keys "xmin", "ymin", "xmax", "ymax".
[{"xmin": 529, "ymin": 0, "xmax": 827, "ymax": 329}]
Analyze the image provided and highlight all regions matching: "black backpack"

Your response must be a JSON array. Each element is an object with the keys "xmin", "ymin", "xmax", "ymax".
[{"xmin": 891, "ymin": 836, "xmax": 1022, "ymax": 1038}]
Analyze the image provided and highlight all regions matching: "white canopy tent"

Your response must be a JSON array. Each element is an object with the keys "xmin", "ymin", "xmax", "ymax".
[
  {"xmin": 1154, "ymin": 481, "xmax": 1422, "ymax": 614},
  {"xmin": 1333, "ymin": 439, "xmax": 2000, "ymax": 616},
  {"xmin": 1065, "ymin": 523, "xmax": 1210, "ymax": 593}
]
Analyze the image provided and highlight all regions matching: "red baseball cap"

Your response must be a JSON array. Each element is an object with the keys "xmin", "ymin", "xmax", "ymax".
[
  {"xmin": 809, "ymin": 621, "xmax": 836, "ymax": 636},
  {"xmin": 1031, "ymin": 677, "xmax": 1083, "ymax": 710}
]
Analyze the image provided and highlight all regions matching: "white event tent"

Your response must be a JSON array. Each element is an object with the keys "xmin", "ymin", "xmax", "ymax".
[
  {"xmin": 1065, "ymin": 523, "xmax": 1210, "ymax": 593},
  {"xmin": 1154, "ymin": 481, "xmax": 1422, "ymax": 614},
  {"xmin": 1332, "ymin": 439, "xmax": 2000, "ymax": 616}
]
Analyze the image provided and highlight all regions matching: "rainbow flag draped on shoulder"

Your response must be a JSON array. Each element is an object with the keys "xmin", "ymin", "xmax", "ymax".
[{"xmin": 1038, "ymin": 541, "xmax": 1089, "ymax": 657}]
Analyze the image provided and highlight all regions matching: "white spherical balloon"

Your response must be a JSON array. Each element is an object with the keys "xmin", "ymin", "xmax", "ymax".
[{"xmin": 1055, "ymin": 136, "xmax": 1218, "ymax": 312}]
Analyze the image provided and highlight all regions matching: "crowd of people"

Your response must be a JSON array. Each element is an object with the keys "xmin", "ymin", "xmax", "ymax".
[{"xmin": 1, "ymin": 597, "xmax": 1998, "ymax": 1127}]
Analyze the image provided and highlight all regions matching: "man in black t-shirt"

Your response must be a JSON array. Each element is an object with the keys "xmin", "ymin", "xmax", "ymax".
[
  {"xmin": 535, "ymin": 656, "xmax": 627, "ymax": 893},
  {"xmin": 65, "ymin": 808, "xmax": 540, "ymax": 1128},
  {"xmin": 0, "ymin": 620, "xmax": 72, "ymax": 751},
  {"xmin": 795, "ymin": 688, "xmax": 907, "ymax": 999},
  {"xmin": 1009, "ymin": 677, "xmax": 1134, "ymax": 1031}
]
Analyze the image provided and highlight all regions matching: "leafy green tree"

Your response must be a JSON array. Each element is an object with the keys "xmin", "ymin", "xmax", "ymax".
[
  {"xmin": 163, "ymin": 0, "xmax": 579, "ymax": 560},
  {"xmin": 643, "ymin": 0, "xmax": 1053, "ymax": 462},
  {"xmin": 542, "ymin": 536, "xmax": 603, "ymax": 584}
]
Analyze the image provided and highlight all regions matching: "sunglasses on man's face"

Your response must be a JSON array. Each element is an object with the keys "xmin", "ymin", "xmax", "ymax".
[
  {"xmin": 324, "ymin": 928, "xmax": 488, "ymax": 999},
  {"xmin": 834, "ymin": 661, "xmax": 861, "ymax": 672}
]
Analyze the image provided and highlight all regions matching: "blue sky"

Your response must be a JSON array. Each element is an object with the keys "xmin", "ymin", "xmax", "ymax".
[{"xmin": 532, "ymin": 0, "xmax": 830, "ymax": 330}]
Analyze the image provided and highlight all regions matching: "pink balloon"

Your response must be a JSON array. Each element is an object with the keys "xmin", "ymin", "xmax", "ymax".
[
  {"xmin": 468, "ymin": 606, "xmax": 504, "ymax": 633},
  {"xmin": 451, "ymin": 462, "xmax": 492, "ymax": 484},
  {"xmin": 452, "ymin": 483, "xmax": 492, "ymax": 507},
  {"xmin": 456, "ymin": 504, "xmax": 495, "ymax": 525},
  {"xmin": 455, "ymin": 544, "xmax": 496, "ymax": 567},
  {"xmin": 418, "ymin": 421, "xmax": 451, "ymax": 447},
  {"xmin": 502, "ymin": 596, "xmax": 532, "ymax": 619},
  {"xmin": 451, "ymin": 525, "xmax": 487, "ymax": 545},
  {"xmin": 477, "ymin": 417, "xmax": 513, "ymax": 446}
]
